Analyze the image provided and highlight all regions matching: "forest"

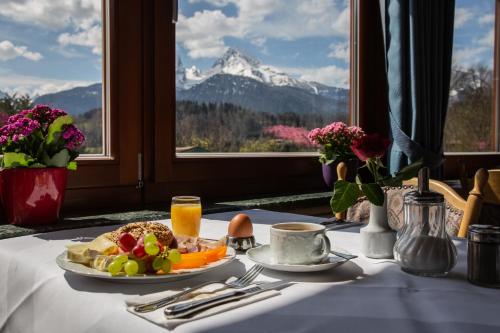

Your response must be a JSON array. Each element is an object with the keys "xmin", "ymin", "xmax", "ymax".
[{"xmin": 0, "ymin": 64, "xmax": 494, "ymax": 154}]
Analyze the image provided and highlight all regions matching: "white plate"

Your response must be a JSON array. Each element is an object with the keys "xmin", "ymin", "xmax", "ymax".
[
  {"xmin": 247, "ymin": 245, "xmax": 349, "ymax": 272},
  {"xmin": 56, "ymin": 247, "xmax": 236, "ymax": 284}
]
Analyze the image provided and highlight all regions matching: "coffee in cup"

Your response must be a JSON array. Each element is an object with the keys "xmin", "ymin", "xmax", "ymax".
[{"xmin": 270, "ymin": 222, "xmax": 331, "ymax": 265}]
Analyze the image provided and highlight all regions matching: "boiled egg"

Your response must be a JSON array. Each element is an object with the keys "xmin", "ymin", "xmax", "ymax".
[{"xmin": 228, "ymin": 214, "xmax": 253, "ymax": 238}]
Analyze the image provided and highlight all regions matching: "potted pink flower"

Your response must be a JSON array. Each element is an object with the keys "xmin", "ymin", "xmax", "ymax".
[
  {"xmin": 0, "ymin": 105, "xmax": 85, "ymax": 225},
  {"xmin": 308, "ymin": 122, "xmax": 365, "ymax": 187}
]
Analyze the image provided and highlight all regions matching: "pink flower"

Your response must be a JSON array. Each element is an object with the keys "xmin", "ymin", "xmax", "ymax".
[
  {"xmin": 264, "ymin": 125, "xmax": 316, "ymax": 147},
  {"xmin": 62, "ymin": 125, "xmax": 85, "ymax": 150}
]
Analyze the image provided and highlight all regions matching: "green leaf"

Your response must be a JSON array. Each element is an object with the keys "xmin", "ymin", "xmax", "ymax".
[
  {"xmin": 330, "ymin": 180, "xmax": 360, "ymax": 213},
  {"xmin": 395, "ymin": 159, "xmax": 423, "ymax": 180},
  {"xmin": 43, "ymin": 149, "xmax": 70, "ymax": 167},
  {"xmin": 361, "ymin": 183, "xmax": 385, "ymax": 206},
  {"xmin": 2, "ymin": 152, "xmax": 34, "ymax": 168},
  {"xmin": 67, "ymin": 161, "xmax": 77, "ymax": 171},
  {"xmin": 46, "ymin": 115, "xmax": 74, "ymax": 146}
]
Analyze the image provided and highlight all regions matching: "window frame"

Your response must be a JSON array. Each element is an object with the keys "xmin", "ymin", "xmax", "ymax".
[
  {"xmin": 144, "ymin": 0, "xmax": 362, "ymax": 203},
  {"xmin": 442, "ymin": 0, "xmax": 500, "ymax": 179},
  {"xmin": 63, "ymin": 0, "xmax": 143, "ymax": 213}
]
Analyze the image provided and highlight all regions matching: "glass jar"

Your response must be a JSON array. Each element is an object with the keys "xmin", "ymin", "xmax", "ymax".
[
  {"xmin": 393, "ymin": 168, "xmax": 457, "ymax": 277},
  {"xmin": 467, "ymin": 225, "xmax": 500, "ymax": 288}
]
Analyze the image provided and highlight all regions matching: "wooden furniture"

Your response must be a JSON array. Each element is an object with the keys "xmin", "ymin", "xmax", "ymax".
[
  {"xmin": 335, "ymin": 162, "xmax": 348, "ymax": 221},
  {"xmin": 405, "ymin": 169, "xmax": 489, "ymax": 238},
  {"xmin": 346, "ymin": 168, "xmax": 489, "ymax": 238}
]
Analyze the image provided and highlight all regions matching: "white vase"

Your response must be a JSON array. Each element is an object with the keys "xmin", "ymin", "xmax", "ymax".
[{"xmin": 360, "ymin": 194, "xmax": 396, "ymax": 259}]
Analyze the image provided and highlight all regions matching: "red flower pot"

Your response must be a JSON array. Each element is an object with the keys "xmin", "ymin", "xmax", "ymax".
[{"xmin": 0, "ymin": 168, "xmax": 68, "ymax": 225}]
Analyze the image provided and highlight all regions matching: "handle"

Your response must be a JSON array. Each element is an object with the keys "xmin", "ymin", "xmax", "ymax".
[
  {"xmin": 134, "ymin": 280, "xmax": 216, "ymax": 313},
  {"xmin": 172, "ymin": 0, "xmax": 178, "ymax": 23},
  {"xmin": 165, "ymin": 289, "xmax": 244, "ymax": 318},
  {"xmin": 311, "ymin": 233, "xmax": 331, "ymax": 263}
]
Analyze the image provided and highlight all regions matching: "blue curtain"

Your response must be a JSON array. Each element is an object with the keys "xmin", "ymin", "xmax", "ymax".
[{"xmin": 380, "ymin": 0, "xmax": 455, "ymax": 175}]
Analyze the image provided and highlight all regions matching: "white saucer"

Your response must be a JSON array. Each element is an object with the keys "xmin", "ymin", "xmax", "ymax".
[{"xmin": 246, "ymin": 244, "xmax": 350, "ymax": 272}]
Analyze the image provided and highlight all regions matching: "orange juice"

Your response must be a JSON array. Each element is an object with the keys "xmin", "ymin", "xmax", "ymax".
[{"xmin": 171, "ymin": 201, "xmax": 202, "ymax": 237}]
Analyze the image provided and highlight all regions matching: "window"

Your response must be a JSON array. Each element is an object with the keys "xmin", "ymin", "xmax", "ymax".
[
  {"xmin": 175, "ymin": 0, "xmax": 351, "ymax": 154},
  {"xmin": 444, "ymin": 0, "xmax": 497, "ymax": 153},
  {"xmin": 0, "ymin": 0, "xmax": 104, "ymax": 154}
]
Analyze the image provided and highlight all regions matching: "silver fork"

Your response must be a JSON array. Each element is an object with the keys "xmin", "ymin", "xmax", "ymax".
[{"xmin": 134, "ymin": 265, "xmax": 264, "ymax": 313}]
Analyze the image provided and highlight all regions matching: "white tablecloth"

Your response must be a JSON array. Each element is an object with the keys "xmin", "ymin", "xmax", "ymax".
[{"xmin": 1, "ymin": 209, "xmax": 499, "ymax": 333}]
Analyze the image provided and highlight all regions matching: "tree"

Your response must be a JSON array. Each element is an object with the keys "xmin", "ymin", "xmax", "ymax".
[
  {"xmin": 0, "ymin": 93, "xmax": 33, "ymax": 116},
  {"xmin": 444, "ymin": 65, "xmax": 493, "ymax": 152}
]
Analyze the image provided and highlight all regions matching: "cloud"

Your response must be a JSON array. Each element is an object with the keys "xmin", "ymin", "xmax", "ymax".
[
  {"xmin": 178, "ymin": 0, "xmax": 350, "ymax": 59},
  {"xmin": 0, "ymin": 40, "xmax": 42, "ymax": 61},
  {"xmin": 453, "ymin": 47, "xmax": 490, "ymax": 66},
  {"xmin": 0, "ymin": 0, "xmax": 101, "ymax": 55},
  {"xmin": 280, "ymin": 64, "xmax": 349, "ymax": 88},
  {"xmin": 478, "ymin": 28, "xmax": 494, "ymax": 47},
  {"xmin": 0, "ymin": 0, "xmax": 100, "ymax": 30},
  {"xmin": 58, "ymin": 25, "xmax": 102, "ymax": 55},
  {"xmin": 478, "ymin": 14, "xmax": 495, "ymax": 25},
  {"xmin": 0, "ymin": 72, "xmax": 93, "ymax": 96},
  {"xmin": 454, "ymin": 8, "xmax": 473, "ymax": 28},
  {"xmin": 328, "ymin": 42, "xmax": 349, "ymax": 62}
]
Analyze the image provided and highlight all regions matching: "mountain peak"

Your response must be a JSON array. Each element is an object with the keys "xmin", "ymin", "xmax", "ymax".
[{"xmin": 212, "ymin": 48, "xmax": 260, "ymax": 69}]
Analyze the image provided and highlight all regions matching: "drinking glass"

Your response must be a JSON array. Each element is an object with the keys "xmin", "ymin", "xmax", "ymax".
[{"xmin": 171, "ymin": 196, "xmax": 202, "ymax": 237}]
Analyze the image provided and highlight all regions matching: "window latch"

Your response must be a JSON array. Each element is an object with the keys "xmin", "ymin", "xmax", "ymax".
[
  {"xmin": 172, "ymin": 0, "xmax": 178, "ymax": 24},
  {"xmin": 137, "ymin": 153, "xmax": 144, "ymax": 190}
]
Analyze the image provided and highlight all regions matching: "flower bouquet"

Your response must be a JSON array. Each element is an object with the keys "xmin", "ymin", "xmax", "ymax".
[
  {"xmin": 308, "ymin": 122, "xmax": 365, "ymax": 187},
  {"xmin": 308, "ymin": 122, "xmax": 365, "ymax": 165},
  {"xmin": 330, "ymin": 133, "xmax": 422, "ymax": 213},
  {"xmin": 0, "ymin": 105, "xmax": 85, "ymax": 225},
  {"xmin": 0, "ymin": 105, "xmax": 85, "ymax": 169}
]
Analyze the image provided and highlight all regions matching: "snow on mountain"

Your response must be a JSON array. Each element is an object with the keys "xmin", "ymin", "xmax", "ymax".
[{"xmin": 176, "ymin": 48, "xmax": 343, "ymax": 96}]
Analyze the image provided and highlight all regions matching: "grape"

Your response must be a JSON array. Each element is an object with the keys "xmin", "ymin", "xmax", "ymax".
[
  {"xmin": 136, "ymin": 259, "xmax": 146, "ymax": 274},
  {"xmin": 108, "ymin": 260, "xmax": 123, "ymax": 275},
  {"xmin": 168, "ymin": 249, "xmax": 181, "ymax": 264},
  {"xmin": 118, "ymin": 232, "xmax": 137, "ymax": 252},
  {"xmin": 124, "ymin": 260, "xmax": 139, "ymax": 276},
  {"xmin": 144, "ymin": 233, "xmax": 157, "ymax": 244},
  {"xmin": 152, "ymin": 256, "xmax": 165, "ymax": 271},
  {"xmin": 161, "ymin": 259, "xmax": 172, "ymax": 273},
  {"xmin": 144, "ymin": 241, "xmax": 160, "ymax": 256},
  {"xmin": 115, "ymin": 254, "xmax": 128, "ymax": 264},
  {"xmin": 132, "ymin": 244, "xmax": 146, "ymax": 258}
]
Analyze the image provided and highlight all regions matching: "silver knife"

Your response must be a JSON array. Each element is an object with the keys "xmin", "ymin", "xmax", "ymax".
[{"xmin": 164, "ymin": 281, "xmax": 286, "ymax": 319}]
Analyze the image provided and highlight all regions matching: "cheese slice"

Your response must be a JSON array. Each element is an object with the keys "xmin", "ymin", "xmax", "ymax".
[
  {"xmin": 66, "ymin": 243, "xmax": 91, "ymax": 265},
  {"xmin": 88, "ymin": 235, "xmax": 118, "ymax": 255},
  {"xmin": 66, "ymin": 235, "xmax": 118, "ymax": 266}
]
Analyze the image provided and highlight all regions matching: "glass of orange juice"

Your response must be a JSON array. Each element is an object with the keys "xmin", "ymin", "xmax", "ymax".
[{"xmin": 171, "ymin": 196, "xmax": 202, "ymax": 237}]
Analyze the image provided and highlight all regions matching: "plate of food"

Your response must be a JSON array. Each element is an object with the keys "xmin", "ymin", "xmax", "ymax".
[{"xmin": 57, "ymin": 222, "xmax": 236, "ymax": 283}]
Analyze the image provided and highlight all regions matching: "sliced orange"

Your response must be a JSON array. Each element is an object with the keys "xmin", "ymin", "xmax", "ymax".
[{"xmin": 172, "ymin": 246, "xmax": 227, "ymax": 270}]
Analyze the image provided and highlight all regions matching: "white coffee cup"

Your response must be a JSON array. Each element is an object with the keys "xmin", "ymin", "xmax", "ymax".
[{"xmin": 270, "ymin": 222, "xmax": 331, "ymax": 265}]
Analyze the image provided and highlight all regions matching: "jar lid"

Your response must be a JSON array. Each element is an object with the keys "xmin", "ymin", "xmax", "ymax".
[
  {"xmin": 468, "ymin": 224, "xmax": 500, "ymax": 243},
  {"xmin": 404, "ymin": 167, "xmax": 444, "ymax": 204},
  {"xmin": 404, "ymin": 190, "xmax": 444, "ymax": 204}
]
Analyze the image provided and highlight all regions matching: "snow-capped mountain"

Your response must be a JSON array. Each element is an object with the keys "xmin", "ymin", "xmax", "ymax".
[
  {"xmin": 176, "ymin": 48, "xmax": 348, "ymax": 117},
  {"xmin": 176, "ymin": 48, "xmax": 346, "ymax": 97}
]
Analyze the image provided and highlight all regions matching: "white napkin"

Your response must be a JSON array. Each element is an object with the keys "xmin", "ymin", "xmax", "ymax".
[{"xmin": 125, "ymin": 282, "xmax": 281, "ymax": 330}]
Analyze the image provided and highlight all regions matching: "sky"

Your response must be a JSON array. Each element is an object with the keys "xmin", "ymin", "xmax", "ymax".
[{"xmin": 0, "ymin": 0, "xmax": 495, "ymax": 96}]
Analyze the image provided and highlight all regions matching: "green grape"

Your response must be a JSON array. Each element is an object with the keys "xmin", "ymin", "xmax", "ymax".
[
  {"xmin": 167, "ymin": 249, "xmax": 181, "ymax": 264},
  {"xmin": 161, "ymin": 259, "xmax": 172, "ymax": 273},
  {"xmin": 136, "ymin": 259, "xmax": 146, "ymax": 274},
  {"xmin": 144, "ymin": 241, "xmax": 160, "ymax": 255},
  {"xmin": 108, "ymin": 260, "xmax": 123, "ymax": 276},
  {"xmin": 124, "ymin": 260, "xmax": 139, "ymax": 276},
  {"xmin": 143, "ymin": 233, "xmax": 157, "ymax": 244},
  {"xmin": 152, "ymin": 256, "xmax": 165, "ymax": 271},
  {"xmin": 115, "ymin": 254, "xmax": 128, "ymax": 264}
]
